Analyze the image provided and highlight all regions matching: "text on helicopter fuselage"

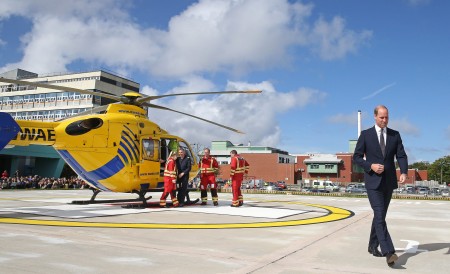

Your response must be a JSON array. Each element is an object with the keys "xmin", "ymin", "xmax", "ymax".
[{"xmin": 13, "ymin": 128, "xmax": 56, "ymax": 141}]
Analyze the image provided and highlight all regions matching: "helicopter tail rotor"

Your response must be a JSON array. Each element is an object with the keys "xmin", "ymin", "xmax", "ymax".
[{"xmin": 0, "ymin": 113, "xmax": 21, "ymax": 150}]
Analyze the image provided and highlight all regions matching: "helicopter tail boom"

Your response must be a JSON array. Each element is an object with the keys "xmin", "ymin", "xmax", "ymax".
[{"xmin": 0, "ymin": 113, "xmax": 59, "ymax": 148}]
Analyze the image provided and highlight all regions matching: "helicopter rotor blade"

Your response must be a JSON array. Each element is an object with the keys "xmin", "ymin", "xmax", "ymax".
[
  {"xmin": 137, "ymin": 90, "xmax": 262, "ymax": 104},
  {"xmin": 55, "ymin": 105, "xmax": 110, "ymax": 121},
  {"xmin": 0, "ymin": 77, "xmax": 121, "ymax": 102},
  {"xmin": 143, "ymin": 102, "xmax": 245, "ymax": 134}
]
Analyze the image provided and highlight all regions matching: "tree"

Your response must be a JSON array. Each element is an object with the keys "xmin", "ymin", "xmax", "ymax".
[
  {"xmin": 428, "ymin": 156, "xmax": 450, "ymax": 184},
  {"xmin": 409, "ymin": 161, "xmax": 431, "ymax": 170}
]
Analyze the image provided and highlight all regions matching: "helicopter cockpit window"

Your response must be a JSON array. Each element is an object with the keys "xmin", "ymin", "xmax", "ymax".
[{"xmin": 142, "ymin": 138, "xmax": 159, "ymax": 161}]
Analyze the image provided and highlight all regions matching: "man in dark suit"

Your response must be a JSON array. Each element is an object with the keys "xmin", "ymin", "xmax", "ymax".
[
  {"xmin": 176, "ymin": 148, "xmax": 192, "ymax": 207},
  {"xmin": 353, "ymin": 105, "xmax": 408, "ymax": 267}
]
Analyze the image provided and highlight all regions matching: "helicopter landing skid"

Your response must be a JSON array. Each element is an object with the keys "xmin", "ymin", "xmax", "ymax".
[{"xmin": 71, "ymin": 189, "xmax": 152, "ymax": 206}]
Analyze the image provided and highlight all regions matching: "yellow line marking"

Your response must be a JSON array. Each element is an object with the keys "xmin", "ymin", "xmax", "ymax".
[{"xmin": 0, "ymin": 202, "xmax": 353, "ymax": 229}]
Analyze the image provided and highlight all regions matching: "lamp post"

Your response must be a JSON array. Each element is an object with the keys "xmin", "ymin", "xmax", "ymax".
[{"xmin": 191, "ymin": 143, "xmax": 204, "ymax": 156}]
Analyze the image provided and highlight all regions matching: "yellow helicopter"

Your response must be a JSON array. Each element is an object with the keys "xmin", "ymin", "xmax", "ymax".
[{"xmin": 0, "ymin": 77, "xmax": 261, "ymax": 205}]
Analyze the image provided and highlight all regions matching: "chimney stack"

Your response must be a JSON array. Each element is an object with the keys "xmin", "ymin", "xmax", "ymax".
[{"xmin": 357, "ymin": 110, "xmax": 362, "ymax": 138}]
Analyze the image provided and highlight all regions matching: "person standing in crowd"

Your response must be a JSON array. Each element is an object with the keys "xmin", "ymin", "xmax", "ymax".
[
  {"xmin": 198, "ymin": 148, "xmax": 219, "ymax": 206},
  {"xmin": 160, "ymin": 151, "xmax": 179, "ymax": 208},
  {"xmin": 1, "ymin": 170, "xmax": 8, "ymax": 179},
  {"xmin": 353, "ymin": 105, "xmax": 408, "ymax": 267},
  {"xmin": 176, "ymin": 148, "xmax": 192, "ymax": 207},
  {"xmin": 229, "ymin": 150, "xmax": 249, "ymax": 207}
]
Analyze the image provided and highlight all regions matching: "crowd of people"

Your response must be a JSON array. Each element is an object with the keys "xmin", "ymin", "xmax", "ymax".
[{"xmin": 1, "ymin": 170, "xmax": 88, "ymax": 190}]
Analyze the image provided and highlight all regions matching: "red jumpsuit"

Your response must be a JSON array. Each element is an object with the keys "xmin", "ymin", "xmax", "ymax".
[
  {"xmin": 160, "ymin": 158, "xmax": 179, "ymax": 207},
  {"xmin": 230, "ymin": 154, "xmax": 249, "ymax": 207},
  {"xmin": 199, "ymin": 156, "xmax": 219, "ymax": 205}
]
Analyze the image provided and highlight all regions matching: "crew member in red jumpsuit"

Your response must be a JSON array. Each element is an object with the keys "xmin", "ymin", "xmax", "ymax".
[
  {"xmin": 198, "ymin": 148, "xmax": 219, "ymax": 206},
  {"xmin": 160, "ymin": 152, "xmax": 179, "ymax": 208},
  {"xmin": 230, "ymin": 150, "xmax": 249, "ymax": 207}
]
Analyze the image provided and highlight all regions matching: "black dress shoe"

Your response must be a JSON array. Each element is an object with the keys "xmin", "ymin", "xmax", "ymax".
[
  {"xmin": 386, "ymin": 253, "xmax": 398, "ymax": 267},
  {"xmin": 368, "ymin": 246, "xmax": 383, "ymax": 257}
]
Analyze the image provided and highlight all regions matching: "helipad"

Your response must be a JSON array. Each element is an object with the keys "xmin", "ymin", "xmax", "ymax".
[
  {"xmin": 0, "ymin": 190, "xmax": 449, "ymax": 273},
  {"xmin": 0, "ymin": 192, "xmax": 353, "ymax": 228}
]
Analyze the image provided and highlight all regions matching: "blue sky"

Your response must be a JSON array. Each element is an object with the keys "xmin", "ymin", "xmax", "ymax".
[{"xmin": 0, "ymin": 0, "xmax": 449, "ymax": 163}]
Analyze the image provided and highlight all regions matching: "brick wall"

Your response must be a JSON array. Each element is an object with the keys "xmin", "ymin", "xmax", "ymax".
[
  {"xmin": 218, "ymin": 153, "xmax": 295, "ymax": 183},
  {"xmin": 216, "ymin": 152, "xmax": 427, "ymax": 186}
]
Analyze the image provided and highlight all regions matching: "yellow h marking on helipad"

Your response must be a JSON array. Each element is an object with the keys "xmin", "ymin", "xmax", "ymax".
[{"xmin": 0, "ymin": 202, "xmax": 353, "ymax": 229}]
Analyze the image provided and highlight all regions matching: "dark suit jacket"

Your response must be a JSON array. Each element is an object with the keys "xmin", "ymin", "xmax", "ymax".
[
  {"xmin": 176, "ymin": 156, "xmax": 191, "ymax": 181},
  {"xmin": 353, "ymin": 126, "xmax": 408, "ymax": 190}
]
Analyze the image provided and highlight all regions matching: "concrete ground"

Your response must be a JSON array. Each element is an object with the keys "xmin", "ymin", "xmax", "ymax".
[{"xmin": 0, "ymin": 189, "xmax": 449, "ymax": 274}]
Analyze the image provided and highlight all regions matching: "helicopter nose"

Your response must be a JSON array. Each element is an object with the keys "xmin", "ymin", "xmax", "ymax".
[{"xmin": 65, "ymin": 118, "xmax": 103, "ymax": 136}]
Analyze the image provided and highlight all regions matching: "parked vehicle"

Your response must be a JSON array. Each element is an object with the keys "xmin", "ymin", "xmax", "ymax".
[
  {"xmin": 417, "ymin": 187, "xmax": 429, "ymax": 195},
  {"xmin": 406, "ymin": 186, "xmax": 415, "ymax": 194},
  {"xmin": 277, "ymin": 181, "xmax": 287, "ymax": 190},
  {"xmin": 347, "ymin": 183, "xmax": 367, "ymax": 194},
  {"xmin": 441, "ymin": 189, "xmax": 449, "ymax": 197},
  {"xmin": 312, "ymin": 180, "xmax": 339, "ymax": 192},
  {"xmin": 216, "ymin": 179, "xmax": 227, "ymax": 189},
  {"xmin": 345, "ymin": 184, "xmax": 356, "ymax": 193},
  {"xmin": 246, "ymin": 179, "xmax": 263, "ymax": 189},
  {"xmin": 429, "ymin": 188, "xmax": 440, "ymax": 196},
  {"xmin": 265, "ymin": 182, "xmax": 282, "ymax": 191}
]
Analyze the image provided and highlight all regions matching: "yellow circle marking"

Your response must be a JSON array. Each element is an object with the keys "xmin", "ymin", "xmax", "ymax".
[{"xmin": 0, "ymin": 202, "xmax": 353, "ymax": 229}]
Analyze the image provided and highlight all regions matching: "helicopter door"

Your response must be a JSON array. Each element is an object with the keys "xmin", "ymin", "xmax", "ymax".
[
  {"xmin": 138, "ymin": 137, "xmax": 160, "ymax": 180},
  {"xmin": 159, "ymin": 138, "xmax": 180, "ymax": 176}
]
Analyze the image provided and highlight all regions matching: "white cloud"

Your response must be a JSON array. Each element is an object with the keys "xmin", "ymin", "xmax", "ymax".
[
  {"xmin": 0, "ymin": 0, "xmax": 372, "ymax": 77},
  {"xmin": 0, "ymin": 0, "xmax": 128, "ymax": 20},
  {"xmin": 389, "ymin": 118, "xmax": 420, "ymax": 137},
  {"xmin": 308, "ymin": 16, "xmax": 372, "ymax": 60},
  {"xmin": 140, "ymin": 86, "xmax": 159, "ymax": 97},
  {"xmin": 146, "ymin": 78, "xmax": 326, "ymax": 147},
  {"xmin": 328, "ymin": 112, "xmax": 358, "ymax": 126}
]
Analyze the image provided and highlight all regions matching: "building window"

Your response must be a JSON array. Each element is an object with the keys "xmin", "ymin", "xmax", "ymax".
[{"xmin": 310, "ymin": 164, "xmax": 319, "ymax": 169}]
